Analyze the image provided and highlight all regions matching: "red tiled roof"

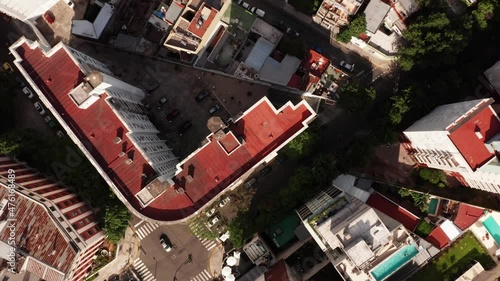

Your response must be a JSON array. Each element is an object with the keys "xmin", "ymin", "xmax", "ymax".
[
  {"xmin": 448, "ymin": 105, "xmax": 500, "ymax": 170},
  {"xmin": 265, "ymin": 260, "xmax": 290, "ymax": 281},
  {"xmin": 187, "ymin": 3, "xmax": 217, "ymax": 38},
  {"xmin": 426, "ymin": 226, "xmax": 450, "ymax": 249},
  {"xmin": 453, "ymin": 203, "xmax": 484, "ymax": 230},
  {"xmin": 0, "ymin": 187, "xmax": 76, "ymax": 274},
  {"xmin": 366, "ymin": 193, "xmax": 420, "ymax": 231},
  {"xmin": 301, "ymin": 50, "xmax": 330, "ymax": 78},
  {"xmin": 162, "ymin": 99, "xmax": 314, "ymax": 218},
  {"xmin": 14, "ymin": 43, "xmax": 155, "ymax": 215}
]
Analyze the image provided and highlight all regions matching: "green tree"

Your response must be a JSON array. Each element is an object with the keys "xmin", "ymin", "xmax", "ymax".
[
  {"xmin": 419, "ymin": 168, "xmax": 448, "ymax": 187},
  {"xmin": 287, "ymin": 130, "xmax": 318, "ymax": 159},
  {"xmin": 227, "ymin": 212, "xmax": 254, "ymax": 249},
  {"xmin": 288, "ymin": 0, "xmax": 321, "ymax": 15},
  {"xmin": 398, "ymin": 188, "xmax": 430, "ymax": 212},
  {"xmin": 337, "ymin": 83, "xmax": 377, "ymax": 113},
  {"xmin": 398, "ymin": 13, "xmax": 471, "ymax": 71},
  {"xmin": 102, "ymin": 201, "xmax": 131, "ymax": 243},
  {"xmin": 230, "ymin": 185, "xmax": 256, "ymax": 212},
  {"xmin": 389, "ymin": 88, "xmax": 412, "ymax": 125},
  {"xmin": 472, "ymin": 0, "xmax": 498, "ymax": 29},
  {"xmin": 336, "ymin": 16, "xmax": 367, "ymax": 43}
]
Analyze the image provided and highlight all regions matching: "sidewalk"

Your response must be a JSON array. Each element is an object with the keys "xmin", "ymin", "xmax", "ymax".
[
  {"xmin": 209, "ymin": 245, "xmax": 225, "ymax": 278},
  {"xmin": 94, "ymin": 226, "xmax": 141, "ymax": 281}
]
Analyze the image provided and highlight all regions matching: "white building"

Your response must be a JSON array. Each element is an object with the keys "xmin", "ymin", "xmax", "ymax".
[
  {"xmin": 403, "ymin": 98, "xmax": 500, "ymax": 194},
  {"xmin": 0, "ymin": 0, "xmax": 58, "ymax": 21}
]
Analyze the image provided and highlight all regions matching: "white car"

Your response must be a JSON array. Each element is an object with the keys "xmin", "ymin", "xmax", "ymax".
[
  {"xmin": 34, "ymin": 101, "xmax": 46, "ymax": 115},
  {"xmin": 22, "ymin": 87, "xmax": 33, "ymax": 99},
  {"xmin": 242, "ymin": 2, "xmax": 250, "ymax": 9},
  {"xmin": 340, "ymin": 61, "xmax": 355, "ymax": 72},
  {"xmin": 205, "ymin": 207, "xmax": 217, "ymax": 217},
  {"xmin": 219, "ymin": 197, "xmax": 230, "ymax": 208},
  {"xmin": 207, "ymin": 216, "xmax": 220, "ymax": 228}
]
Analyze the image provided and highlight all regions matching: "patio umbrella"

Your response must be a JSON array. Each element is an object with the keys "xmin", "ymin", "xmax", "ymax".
[
  {"xmin": 227, "ymin": 256, "xmax": 237, "ymax": 266},
  {"xmin": 222, "ymin": 266, "xmax": 232, "ymax": 277},
  {"xmin": 495, "ymin": 248, "xmax": 500, "ymax": 256},
  {"xmin": 225, "ymin": 274, "xmax": 235, "ymax": 281}
]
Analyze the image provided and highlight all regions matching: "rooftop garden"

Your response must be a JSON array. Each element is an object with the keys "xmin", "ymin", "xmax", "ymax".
[
  {"xmin": 410, "ymin": 232, "xmax": 496, "ymax": 281},
  {"xmin": 414, "ymin": 219, "xmax": 434, "ymax": 238},
  {"xmin": 222, "ymin": 2, "xmax": 256, "ymax": 32}
]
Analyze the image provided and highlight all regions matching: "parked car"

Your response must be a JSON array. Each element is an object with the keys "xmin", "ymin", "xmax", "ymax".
[
  {"xmin": 244, "ymin": 177, "xmax": 257, "ymax": 189},
  {"xmin": 208, "ymin": 104, "xmax": 221, "ymax": 115},
  {"xmin": 178, "ymin": 120, "xmax": 192, "ymax": 135},
  {"xmin": 255, "ymin": 8, "xmax": 265, "ymax": 18},
  {"xmin": 56, "ymin": 130, "xmax": 65, "ymax": 138},
  {"xmin": 340, "ymin": 61, "xmax": 355, "ymax": 72},
  {"xmin": 157, "ymin": 97, "xmax": 168, "ymax": 108},
  {"xmin": 33, "ymin": 101, "xmax": 46, "ymax": 115},
  {"xmin": 16, "ymin": 76, "xmax": 25, "ymax": 87},
  {"xmin": 45, "ymin": 116, "xmax": 56, "ymax": 128},
  {"xmin": 205, "ymin": 207, "xmax": 217, "ymax": 217},
  {"xmin": 43, "ymin": 11, "xmax": 55, "ymax": 24},
  {"xmin": 3, "ymin": 62, "xmax": 13, "ymax": 73},
  {"xmin": 167, "ymin": 109, "xmax": 180, "ymax": 122},
  {"xmin": 276, "ymin": 154, "xmax": 288, "ymax": 164},
  {"xmin": 260, "ymin": 166, "xmax": 272, "ymax": 176},
  {"xmin": 159, "ymin": 233, "xmax": 173, "ymax": 252},
  {"xmin": 219, "ymin": 197, "xmax": 231, "ymax": 208},
  {"xmin": 22, "ymin": 87, "xmax": 34, "ymax": 99},
  {"xmin": 207, "ymin": 216, "xmax": 220, "ymax": 228},
  {"xmin": 272, "ymin": 20, "xmax": 287, "ymax": 32},
  {"xmin": 195, "ymin": 90, "xmax": 210, "ymax": 102},
  {"xmin": 241, "ymin": 2, "xmax": 250, "ymax": 9},
  {"xmin": 286, "ymin": 27, "xmax": 300, "ymax": 38}
]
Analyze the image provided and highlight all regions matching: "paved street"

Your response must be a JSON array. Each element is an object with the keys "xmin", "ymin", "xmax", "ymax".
[
  {"xmin": 244, "ymin": 0, "xmax": 387, "ymax": 83},
  {"xmin": 130, "ymin": 216, "xmax": 220, "ymax": 281}
]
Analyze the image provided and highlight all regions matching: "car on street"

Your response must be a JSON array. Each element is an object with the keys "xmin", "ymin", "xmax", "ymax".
[
  {"xmin": 22, "ymin": 87, "xmax": 34, "ymax": 99},
  {"xmin": 56, "ymin": 130, "xmax": 65, "ymax": 138},
  {"xmin": 208, "ymin": 104, "xmax": 220, "ymax": 115},
  {"xmin": 205, "ymin": 207, "xmax": 217, "ymax": 217},
  {"xmin": 207, "ymin": 216, "xmax": 220, "ymax": 228},
  {"xmin": 178, "ymin": 120, "xmax": 192, "ymax": 135},
  {"xmin": 34, "ymin": 102, "xmax": 46, "ymax": 115},
  {"xmin": 157, "ymin": 97, "xmax": 168, "ymax": 108},
  {"xmin": 244, "ymin": 177, "xmax": 257, "ymax": 189},
  {"xmin": 260, "ymin": 166, "xmax": 272, "ymax": 176},
  {"xmin": 195, "ymin": 90, "xmax": 211, "ymax": 102},
  {"xmin": 219, "ymin": 197, "xmax": 230, "ymax": 208},
  {"xmin": 3, "ymin": 62, "xmax": 14, "ymax": 73},
  {"xmin": 276, "ymin": 154, "xmax": 288, "ymax": 164},
  {"xmin": 159, "ymin": 233, "xmax": 173, "ymax": 252},
  {"xmin": 16, "ymin": 76, "xmax": 25, "ymax": 87},
  {"xmin": 272, "ymin": 21, "xmax": 287, "ymax": 32},
  {"xmin": 167, "ymin": 109, "xmax": 180, "ymax": 122},
  {"xmin": 45, "ymin": 116, "xmax": 57, "ymax": 128},
  {"xmin": 340, "ymin": 61, "xmax": 355, "ymax": 72},
  {"xmin": 286, "ymin": 27, "xmax": 300, "ymax": 38}
]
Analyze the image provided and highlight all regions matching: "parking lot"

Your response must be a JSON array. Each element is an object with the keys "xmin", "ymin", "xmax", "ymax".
[{"xmin": 71, "ymin": 40, "xmax": 275, "ymax": 158}]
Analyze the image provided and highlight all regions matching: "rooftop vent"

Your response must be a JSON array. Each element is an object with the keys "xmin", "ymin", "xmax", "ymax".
[
  {"xmin": 113, "ymin": 137, "xmax": 122, "ymax": 144},
  {"xmin": 118, "ymin": 151, "xmax": 126, "ymax": 157},
  {"xmin": 475, "ymin": 127, "xmax": 483, "ymax": 139},
  {"xmin": 125, "ymin": 158, "xmax": 133, "ymax": 165},
  {"xmin": 175, "ymin": 187, "xmax": 185, "ymax": 194},
  {"xmin": 186, "ymin": 175, "xmax": 193, "ymax": 182}
]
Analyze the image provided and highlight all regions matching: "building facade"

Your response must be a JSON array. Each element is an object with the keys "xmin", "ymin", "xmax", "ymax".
[
  {"xmin": 0, "ymin": 0, "xmax": 58, "ymax": 21},
  {"xmin": 403, "ymin": 98, "xmax": 500, "ymax": 194},
  {"xmin": 0, "ymin": 157, "xmax": 105, "ymax": 281}
]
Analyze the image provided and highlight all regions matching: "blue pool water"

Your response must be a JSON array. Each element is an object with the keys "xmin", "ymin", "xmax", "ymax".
[
  {"xmin": 370, "ymin": 244, "xmax": 419, "ymax": 281},
  {"xmin": 483, "ymin": 216, "xmax": 500, "ymax": 245}
]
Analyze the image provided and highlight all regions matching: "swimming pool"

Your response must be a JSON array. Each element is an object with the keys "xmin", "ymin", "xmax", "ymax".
[
  {"xmin": 370, "ymin": 244, "xmax": 419, "ymax": 281},
  {"xmin": 427, "ymin": 198, "xmax": 439, "ymax": 215},
  {"xmin": 482, "ymin": 216, "xmax": 500, "ymax": 246}
]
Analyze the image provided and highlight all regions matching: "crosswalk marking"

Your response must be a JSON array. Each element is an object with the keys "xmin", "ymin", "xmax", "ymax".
[
  {"xmin": 200, "ymin": 238, "xmax": 217, "ymax": 251},
  {"xmin": 133, "ymin": 258, "xmax": 156, "ymax": 281},
  {"xmin": 135, "ymin": 221, "xmax": 159, "ymax": 240},
  {"xmin": 191, "ymin": 269, "xmax": 211, "ymax": 281}
]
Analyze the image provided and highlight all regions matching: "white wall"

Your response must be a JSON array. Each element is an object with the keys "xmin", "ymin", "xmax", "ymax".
[{"xmin": 0, "ymin": 0, "xmax": 58, "ymax": 21}]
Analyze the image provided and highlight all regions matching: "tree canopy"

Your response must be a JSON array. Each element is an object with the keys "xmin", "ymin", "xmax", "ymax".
[
  {"xmin": 398, "ymin": 188, "xmax": 430, "ymax": 212},
  {"xmin": 419, "ymin": 168, "xmax": 448, "ymax": 188},
  {"xmin": 287, "ymin": 129, "xmax": 318, "ymax": 159},
  {"xmin": 337, "ymin": 16, "xmax": 367, "ymax": 43},
  {"xmin": 337, "ymin": 82, "xmax": 376, "ymax": 113}
]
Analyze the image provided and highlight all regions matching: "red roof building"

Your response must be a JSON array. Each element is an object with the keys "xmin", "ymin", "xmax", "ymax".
[
  {"xmin": 426, "ymin": 226, "xmax": 450, "ymax": 249},
  {"xmin": 453, "ymin": 203, "xmax": 484, "ymax": 230},
  {"xmin": 263, "ymin": 260, "xmax": 299, "ymax": 281},
  {"xmin": 10, "ymin": 37, "xmax": 316, "ymax": 223},
  {"xmin": 288, "ymin": 49, "xmax": 330, "ymax": 91},
  {"xmin": 0, "ymin": 157, "xmax": 105, "ymax": 281},
  {"xmin": 366, "ymin": 192, "xmax": 420, "ymax": 231},
  {"xmin": 403, "ymin": 98, "xmax": 500, "ymax": 194}
]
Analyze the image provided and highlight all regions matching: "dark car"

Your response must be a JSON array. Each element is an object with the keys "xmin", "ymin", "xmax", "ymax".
[
  {"xmin": 286, "ymin": 27, "xmax": 300, "ymax": 38},
  {"xmin": 159, "ymin": 233, "xmax": 173, "ymax": 252},
  {"xmin": 260, "ymin": 166, "xmax": 272, "ymax": 176},
  {"xmin": 208, "ymin": 104, "xmax": 221, "ymax": 115},
  {"xmin": 272, "ymin": 20, "xmax": 287, "ymax": 32},
  {"xmin": 157, "ymin": 97, "xmax": 168, "ymax": 108},
  {"xmin": 109, "ymin": 274, "xmax": 120, "ymax": 281},
  {"xmin": 195, "ymin": 90, "xmax": 210, "ymax": 102},
  {"xmin": 167, "ymin": 109, "xmax": 180, "ymax": 122},
  {"xmin": 178, "ymin": 120, "xmax": 192, "ymax": 135},
  {"xmin": 276, "ymin": 154, "xmax": 288, "ymax": 164}
]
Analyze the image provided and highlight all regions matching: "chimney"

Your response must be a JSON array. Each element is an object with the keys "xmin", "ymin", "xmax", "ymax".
[
  {"xmin": 475, "ymin": 129, "xmax": 483, "ymax": 139},
  {"xmin": 118, "ymin": 151, "xmax": 125, "ymax": 157},
  {"xmin": 113, "ymin": 137, "xmax": 122, "ymax": 144}
]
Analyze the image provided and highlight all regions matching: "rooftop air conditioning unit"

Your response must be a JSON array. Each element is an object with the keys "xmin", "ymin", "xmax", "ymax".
[
  {"xmin": 175, "ymin": 187, "xmax": 185, "ymax": 194},
  {"xmin": 113, "ymin": 137, "xmax": 122, "ymax": 144},
  {"xmin": 125, "ymin": 158, "xmax": 133, "ymax": 165},
  {"xmin": 118, "ymin": 151, "xmax": 126, "ymax": 157}
]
